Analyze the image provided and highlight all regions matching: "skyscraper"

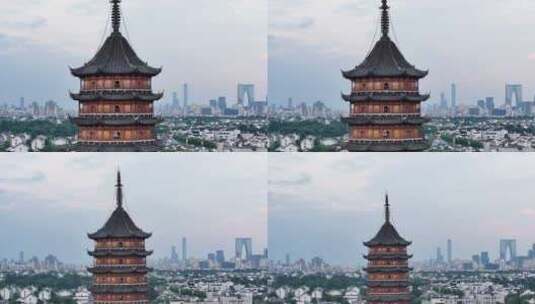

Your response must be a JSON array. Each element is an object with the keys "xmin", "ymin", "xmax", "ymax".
[
  {"xmin": 182, "ymin": 237, "xmax": 187, "ymax": 261},
  {"xmin": 499, "ymin": 239, "xmax": 517, "ymax": 262},
  {"xmin": 436, "ymin": 247, "xmax": 444, "ymax": 263},
  {"xmin": 364, "ymin": 194, "xmax": 412, "ymax": 304},
  {"xmin": 88, "ymin": 171, "xmax": 152, "ymax": 304},
  {"xmin": 447, "ymin": 239, "xmax": 452, "ymax": 264},
  {"xmin": 237, "ymin": 84, "xmax": 255, "ymax": 106},
  {"xmin": 440, "ymin": 93, "xmax": 448, "ymax": 110},
  {"xmin": 216, "ymin": 250, "xmax": 225, "ymax": 265},
  {"xmin": 481, "ymin": 252, "xmax": 490, "ymax": 266},
  {"xmin": 505, "ymin": 84, "xmax": 523, "ymax": 107},
  {"xmin": 183, "ymin": 84, "xmax": 189, "ymax": 109},
  {"xmin": 451, "ymin": 84, "xmax": 457, "ymax": 109},
  {"xmin": 235, "ymin": 238, "xmax": 253, "ymax": 260},
  {"xmin": 342, "ymin": 0, "xmax": 430, "ymax": 152},
  {"xmin": 70, "ymin": 0, "xmax": 163, "ymax": 152},
  {"xmin": 171, "ymin": 246, "xmax": 179, "ymax": 264}
]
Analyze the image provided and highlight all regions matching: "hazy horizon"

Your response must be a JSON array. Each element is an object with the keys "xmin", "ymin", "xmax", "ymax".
[
  {"xmin": 268, "ymin": 153, "xmax": 535, "ymax": 267},
  {"xmin": 269, "ymin": 0, "xmax": 535, "ymax": 110},
  {"xmin": 0, "ymin": 153, "xmax": 268, "ymax": 265},
  {"xmin": 0, "ymin": 0, "xmax": 267, "ymax": 108}
]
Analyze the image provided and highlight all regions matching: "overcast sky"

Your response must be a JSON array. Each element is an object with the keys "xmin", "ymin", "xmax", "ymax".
[
  {"xmin": 269, "ymin": 153, "xmax": 535, "ymax": 266},
  {"xmin": 0, "ymin": 0, "xmax": 267, "ymax": 108},
  {"xmin": 0, "ymin": 153, "xmax": 267, "ymax": 265},
  {"xmin": 269, "ymin": 0, "xmax": 535, "ymax": 109}
]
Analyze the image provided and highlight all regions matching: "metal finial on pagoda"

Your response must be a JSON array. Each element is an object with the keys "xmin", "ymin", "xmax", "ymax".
[
  {"xmin": 385, "ymin": 193, "xmax": 390, "ymax": 222},
  {"xmin": 380, "ymin": 0, "xmax": 390, "ymax": 37},
  {"xmin": 111, "ymin": 0, "xmax": 121, "ymax": 33},
  {"xmin": 116, "ymin": 170, "xmax": 123, "ymax": 208}
]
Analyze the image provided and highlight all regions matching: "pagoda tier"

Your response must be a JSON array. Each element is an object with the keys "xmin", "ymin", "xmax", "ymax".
[
  {"xmin": 364, "ymin": 195, "xmax": 412, "ymax": 304},
  {"xmin": 70, "ymin": 0, "xmax": 162, "ymax": 152},
  {"xmin": 88, "ymin": 171, "xmax": 152, "ymax": 304},
  {"xmin": 342, "ymin": 0, "xmax": 430, "ymax": 152}
]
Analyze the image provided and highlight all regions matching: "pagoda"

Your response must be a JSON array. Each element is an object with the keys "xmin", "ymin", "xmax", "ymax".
[
  {"xmin": 342, "ymin": 0, "xmax": 430, "ymax": 152},
  {"xmin": 88, "ymin": 171, "xmax": 152, "ymax": 304},
  {"xmin": 364, "ymin": 194, "xmax": 412, "ymax": 304},
  {"xmin": 70, "ymin": 0, "xmax": 163, "ymax": 152}
]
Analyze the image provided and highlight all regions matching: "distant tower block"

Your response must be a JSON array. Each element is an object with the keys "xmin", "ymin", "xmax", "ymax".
[
  {"xmin": 505, "ymin": 84, "xmax": 523, "ymax": 108},
  {"xmin": 237, "ymin": 84, "xmax": 255, "ymax": 106},
  {"xmin": 235, "ymin": 238, "xmax": 253, "ymax": 260},
  {"xmin": 87, "ymin": 171, "xmax": 152, "ymax": 304},
  {"xmin": 499, "ymin": 239, "xmax": 517, "ymax": 262},
  {"xmin": 70, "ymin": 0, "xmax": 163, "ymax": 152},
  {"xmin": 364, "ymin": 194, "xmax": 412, "ymax": 304},
  {"xmin": 342, "ymin": 0, "xmax": 430, "ymax": 152}
]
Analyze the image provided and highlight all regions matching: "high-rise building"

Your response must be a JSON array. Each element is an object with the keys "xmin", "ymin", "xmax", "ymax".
[
  {"xmin": 436, "ymin": 247, "xmax": 444, "ymax": 263},
  {"xmin": 440, "ymin": 93, "xmax": 448, "ymax": 110},
  {"xmin": 451, "ymin": 84, "xmax": 457, "ymax": 109},
  {"xmin": 505, "ymin": 84, "xmax": 523, "ymax": 107},
  {"xmin": 342, "ymin": 0, "xmax": 430, "ymax": 152},
  {"xmin": 285, "ymin": 253, "xmax": 291, "ymax": 266},
  {"xmin": 237, "ymin": 84, "xmax": 255, "ymax": 106},
  {"xmin": 171, "ymin": 246, "xmax": 179, "ymax": 264},
  {"xmin": 183, "ymin": 84, "xmax": 189, "ymax": 109},
  {"xmin": 364, "ymin": 194, "xmax": 412, "ymax": 304},
  {"xmin": 88, "ymin": 171, "xmax": 152, "ymax": 304},
  {"xmin": 216, "ymin": 250, "xmax": 225, "ymax": 265},
  {"xmin": 19, "ymin": 251, "xmax": 24, "ymax": 264},
  {"xmin": 217, "ymin": 97, "xmax": 227, "ymax": 112},
  {"xmin": 182, "ymin": 237, "xmax": 187, "ymax": 261},
  {"xmin": 172, "ymin": 92, "xmax": 180, "ymax": 110},
  {"xmin": 499, "ymin": 239, "xmax": 517, "ymax": 262},
  {"xmin": 447, "ymin": 239, "xmax": 452, "ymax": 264},
  {"xmin": 235, "ymin": 238, "xmax": 253, "ymax": 260},
  {"xmin": 485, "ymin": 97, "xmax": 495, "ymax": 112},
  {"xmin": 70, "ymin": 0, "xmax": 163, "ymax": 152},
  {"xmin": 481, "ymin": 251, "xmax": 490, "ymax": 266}
]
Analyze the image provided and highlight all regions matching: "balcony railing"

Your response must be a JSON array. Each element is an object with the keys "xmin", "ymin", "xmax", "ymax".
[
  {"xmin": 80, "ymin": 140, "xmax": 156, "ymax": 145},
  {"xmin": 79, "ymin": 113, "xmax": 154, "ymax": 117},
  {"xmin": 350, "ymin": 138, "xmax": 424, "ymax": 143}
]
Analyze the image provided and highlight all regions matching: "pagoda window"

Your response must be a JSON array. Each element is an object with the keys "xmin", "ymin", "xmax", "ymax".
[
  {"xmin": 113, "ymin": 132, "xmax": 121, "ymax": 140},
  {"xmin": 384, "ymin": 82, "xmax": 390, "ymax": 90},
  {"xmin": 114, "ymin": 105, "xmax": 121, "ymax": 113},
  {"xmin": 114, "ymin": 80, "xmax": 121, "ymax": 89},
  {"xmin": 384, "ymin": 106, "xmax": 390, "ymax": 113},
  {"xmin": 90, "ymin": 105, "xmax": 96, "ymax": 112},
  {"xmin": 384, "ymin": 130, "xmax": 391, "ymax": 139}
]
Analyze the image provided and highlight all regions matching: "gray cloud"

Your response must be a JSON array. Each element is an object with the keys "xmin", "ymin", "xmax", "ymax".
[
  {"xmin": 268, "ymin": 154, "xmax": 535, "ymax": 266},
  {"xmin": 269, "ymin": 0, "xmax": 535, "ymax": 108},
  {"xmin": 0, "ymin": 154, "xmax": 268, "ymax": 265}
]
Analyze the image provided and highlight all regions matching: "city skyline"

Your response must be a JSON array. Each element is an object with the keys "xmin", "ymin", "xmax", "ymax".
[
  {"xmin": 269, "ymin": 0, "xmax": 535, "ymax": 109},
  {"xmin": 0, "ymin": 153, "xmax": 268, "ymax": 264},
  {"xmin": 268, "ymin": 153, "xmax": 535, "ymax": 266},
  {"xmin": 0, "ymin": 0, "xmax": 267, "ymax": 106}
]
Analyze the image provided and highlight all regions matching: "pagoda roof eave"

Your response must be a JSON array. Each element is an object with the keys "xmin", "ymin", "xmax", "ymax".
[
  {"xmin": 343, "ymin": 36, "xmax": 428, "ymax": 80},
  {"xmin": 88, "ymin": 249, "xmax": 153, "ymax": 257},
  {"xmin": 363, "ymin": 254, "xmax": 413, "ymax": 260},
  {"xmin": 342, "ymin": 116, "xmax": 430, "ymax": 126},
  {"xmin": 71, "ymin": 116, "xmax": 163, "ymax": 127},
  {"xmin": 87, "ymin": 266, "xmax": 152, "ymax": 274},
  {"xmin": 71, "ymin": 32, "xmax": 162, "ymax": 78},
  {"xmin": 342, "ymin": 93, "xmax": 430, "ymax": 103},
  {"xmin": 70, "ymin": 92, "xmax": 163, "ymax": 102}
]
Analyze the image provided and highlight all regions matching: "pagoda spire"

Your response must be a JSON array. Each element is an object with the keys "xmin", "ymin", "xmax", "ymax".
[
  {"xmin": 380, "ymin": 0, "xmax": 390, "ymax": 37},
  {"xmin": 111, "ymin": 0, "xmax": 121, "ymax": 33},
  {"xmin": 116, "ymin": 170, "xmax": 123, "ymax": 208},
  {"xmin": 385, "ymin": 192, "xmax": 390, "ymax": 223}
]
